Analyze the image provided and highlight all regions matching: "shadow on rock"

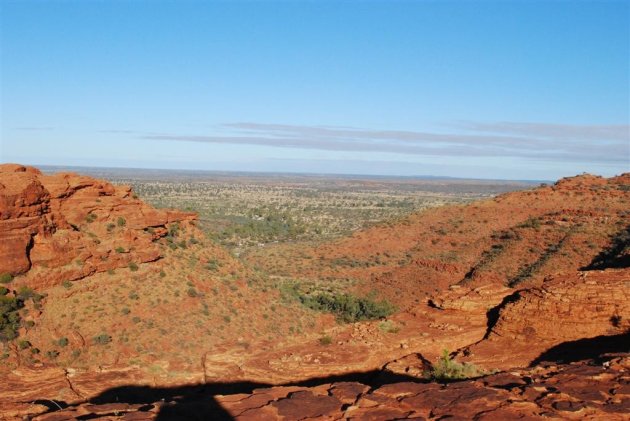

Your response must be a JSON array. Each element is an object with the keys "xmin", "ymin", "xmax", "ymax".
[
  {"xmin": 530, "ymin": 331, "xmax": 629, "ymax": 366},
  {"xmin": 39, "ymin": 369, "xmax": 425, "ymax": 420}
]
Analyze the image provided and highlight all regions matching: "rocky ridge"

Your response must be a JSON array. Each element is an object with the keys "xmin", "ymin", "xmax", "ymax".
[{"xmin": 0, "ymin": 164, "xmax": 196, "ymax": 290}]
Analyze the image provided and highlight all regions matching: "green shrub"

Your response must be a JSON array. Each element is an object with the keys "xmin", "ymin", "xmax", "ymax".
[
  {"xmin": 0, "ymin": 273, "xmax": 13, "ymax": 284},
  {"xmin": 93, "ymin": 333, "xmax": 112, "ymax": 345},
  {"xmin": 106, "ymin": 223, "xmax": 116, "ymax": 232},
  {"xmin": 299, "ymin": 292, "xmax": 395, "ymax": 323},
  {"xmin": 16, "ymin": 287, "xmax": 37, "ymax": 301},
  {"xmin": 518, "ymin": 217, "xmax": 541, "ymax": 229},
  {"xmin": 187, "ymin": 287, "xmax": 198, "ymax": 297},
  {"xmin": 57, "ymin": 337, "xmax": 69, "ymax": 347},
  {"xmin": 128, "ymin": 262, "xmax": 139, "ymax": 272},
  {"xmin": 115, "ymin": 247, "xmax": 125, "ymax": 253},
  {"xmin": 62, "ymin": 280, "xmax": 73, "ymax": 289},
  {"xmin": 206, "ymin": 259, "xmax": 221, "ymax": 271},
  {"xmin": 319, "ymin": 335, "xmax": 332, "ymax": 345},
  {"xmin": 117, "ymin": 217, "xmax": 126, "ymax": 227},
  {"xmin": 17, "ymin": 339, "xmax": 31, "ymax": 350},
  {"xmin": 85, "ymin": 213, "xmax": 97, "ymax": 223},
  {"xmin": 0, "ymin": 287, "xmax": 8, "ymax": 296},
  {"xmin": 425, "ymin": 350, "xmax": 485, "ymax": 381},
  {"xmin": 46, "ymin": 350, "xmax": 60, "ymax": 359},
  {"xmin": 378, "ymin": 320, "xmax": 400, "ymax": 333}
]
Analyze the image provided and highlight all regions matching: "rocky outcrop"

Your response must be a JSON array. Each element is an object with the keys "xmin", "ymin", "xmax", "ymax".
[
  {"xmin": 0, "ymin": 164, "xmax": 196, "ymax": 289},
  {"xmin": 461, "ymin": 269, "xmax": 630, "ymax": 369},
  {"xmin": 9, "ymin": 353, "xmax": 628, "ymax": 420}
]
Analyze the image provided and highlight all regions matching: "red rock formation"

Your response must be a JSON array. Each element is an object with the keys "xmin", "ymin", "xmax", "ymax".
[
  {"xmin": 5, "ymin": 353, "xmax": 627, "ymax": 420},
  {"xmin": 0, "ymin": 164, "xmax": 196, "ymax": 289},
  {"xmin": 461, "ymin": 269, "xmax": 630, "ymax": 369}
]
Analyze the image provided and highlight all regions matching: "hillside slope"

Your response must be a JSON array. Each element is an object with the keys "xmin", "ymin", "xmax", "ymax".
[{"xmin": 245, "ymin": 173, "xmax": 629, "ymax": 308}]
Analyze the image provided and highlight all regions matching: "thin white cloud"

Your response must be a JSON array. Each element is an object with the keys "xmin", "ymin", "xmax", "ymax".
[{"xmin": 139, "ymin": 121, "xmax": 630, "ymax": 164}]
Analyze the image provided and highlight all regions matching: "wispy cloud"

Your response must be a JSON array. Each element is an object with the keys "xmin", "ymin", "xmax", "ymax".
[
  {"xmin": 455, "ymin": 121, "xmax": 629, "ymax": 142},
  {"xmin": 139, "ymin": 121, "xmax": 629, "ymax": 165}
]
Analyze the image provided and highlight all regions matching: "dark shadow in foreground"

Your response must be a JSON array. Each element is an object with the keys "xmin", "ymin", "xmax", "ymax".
[
  {"xmin": 529, "ymin": 331, "xmax": 629, "ymax": 367},
  {"xmin": 42, "ymin": 369, "xmax": 423, "ymax": 420}
]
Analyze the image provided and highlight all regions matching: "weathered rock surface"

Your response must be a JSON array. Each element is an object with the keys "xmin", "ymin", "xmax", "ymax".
[
  {"xmin": 8, "ymin": 353, "xmax": 628, "ymax": 420},
  {"xmin": 1, "ymin": 167, "xmax": 629, "ymax": 420},
  {"xmin": 462, "ymin": 269, "xmax": 630, "ymax": 369},
  {"xmin": 0, "ymin": 164, "xmax": 195, "ymax": 289}
]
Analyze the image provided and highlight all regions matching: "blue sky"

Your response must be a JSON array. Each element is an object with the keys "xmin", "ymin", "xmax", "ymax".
[{"xmin": 1, "ymin": 0, "xmax": 628, "ymax": 180}]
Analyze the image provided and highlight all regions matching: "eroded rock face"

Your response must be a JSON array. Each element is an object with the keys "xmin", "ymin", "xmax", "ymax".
[
  {"xmin": 462, "ymin": 269, "xmax": 630, "ymax": 369},
  {"xmin": 8, "ymin": 354, "xmax": 628, "ymax": 420},
  {"xmin": 0, "ymin": 164, "xmax": 196, "ymax": 289}
]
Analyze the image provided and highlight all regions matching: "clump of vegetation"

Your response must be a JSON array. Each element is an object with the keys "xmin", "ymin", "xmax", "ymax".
[
  {"xmin": 85, "ymin": 213, "xmax": 97, "ymax": 223},
  {"xmin": 0, "ymin": 288, "xmax": 44, "ymax": 342},
  {"xmin": 518, "ymin": 217, "xmax": 541, "ymax": 229},
  {"xmin": 425, "ymin": 350, "xmax": 485, "ymax": 381},
  {"xmin": 93, "ymin": 333, "xmax": 112, "ymax": 345},
  {"xmin": 128, "ymin": 262, "xmax": 139, "ymax": 272},
  {"xmin": 115, "ymin": 246, "xmax": 126, "ymax": 253},
  {"xmin": 299, "ymin": 291, "xmax": 395, "ymax": 323},
  {"xmin": 117, "ymin": 217, "xmax": 126, "ymax": 227},
  {"xmin": 378, "ymin": 320, "xmax": 400, "ymax": 333},
  {"xmin": 62, "ymin": 280, "xmax": 73, "ymax": 289},
  {"xmin": 206, "ymin": 259, "xmax": 221, "ymax": 271},
  {"xmin": 17, "ymin": 339, "xmax": 31, "ymax": 350},
  {"xmin": 0, "ymin": 273, "xmax": 13, "ymax": 284},
  {"xmin": 46, "ymin": 350, "xmax": 60, "ymax": 359},
  {"xmin": 319, "ymin": 335, "xmax": 332, "ymax": 345},
  {"xmin": 1, "ymin": 294, "xmax": 23, "ymax": 341}
]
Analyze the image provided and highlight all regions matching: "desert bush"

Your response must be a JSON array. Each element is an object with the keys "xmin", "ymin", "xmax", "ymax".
[
  {"xmin": 0, "ymin": 273, "xmax": 13, "ymax": 284},
  {"xmin": 93, "ymin": 333, "xmax": 112, "ymax": 345},
  {"xmin": 319, "ymin": 335, "xmax": 332, "ymax": 345},
  {"xmin": 378, "ymin": 320, "xmax": 400, "ymax": 333},
  {"xmin": 85, "ymin": 213, "xmax": 97, "ymax": 223},
  {"xmin": 117, "ymin": 217, "xmax": 126, "ymax": 227},
  {"xmin": 518, "ymin": 217, "xmax": 541, "ymax": 229},
  {"xmin": 425, "ymin": 350, "xmax": 485, "ymax": 381},
  {"xmin": 115, "ymin": 247, "xmax": 125, "ymax": 253},
  {"xmin": 18, "ymin": 339, "xmax": 31, "ymax": 349},
  {"xmin": 62, "ymin": 280, "xmax": 72, "ymax": 289},
  {"xmin": 128, "ymin": 262, "xmax": 139, "ymax": 271},
  {"xmin": 46, "ymin": 350, "xmax": 60, "ymax": 359},
  {"xmin": 299, "ymin": 292, "xmax": 395, "ymax": 323},
  {"xmin": 206, "ymin": 259, "xmax": 221, "ymax": 271},
  {"xmin": 57, "ymin": 337, "xmax": 69, "ymax": 347}
]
